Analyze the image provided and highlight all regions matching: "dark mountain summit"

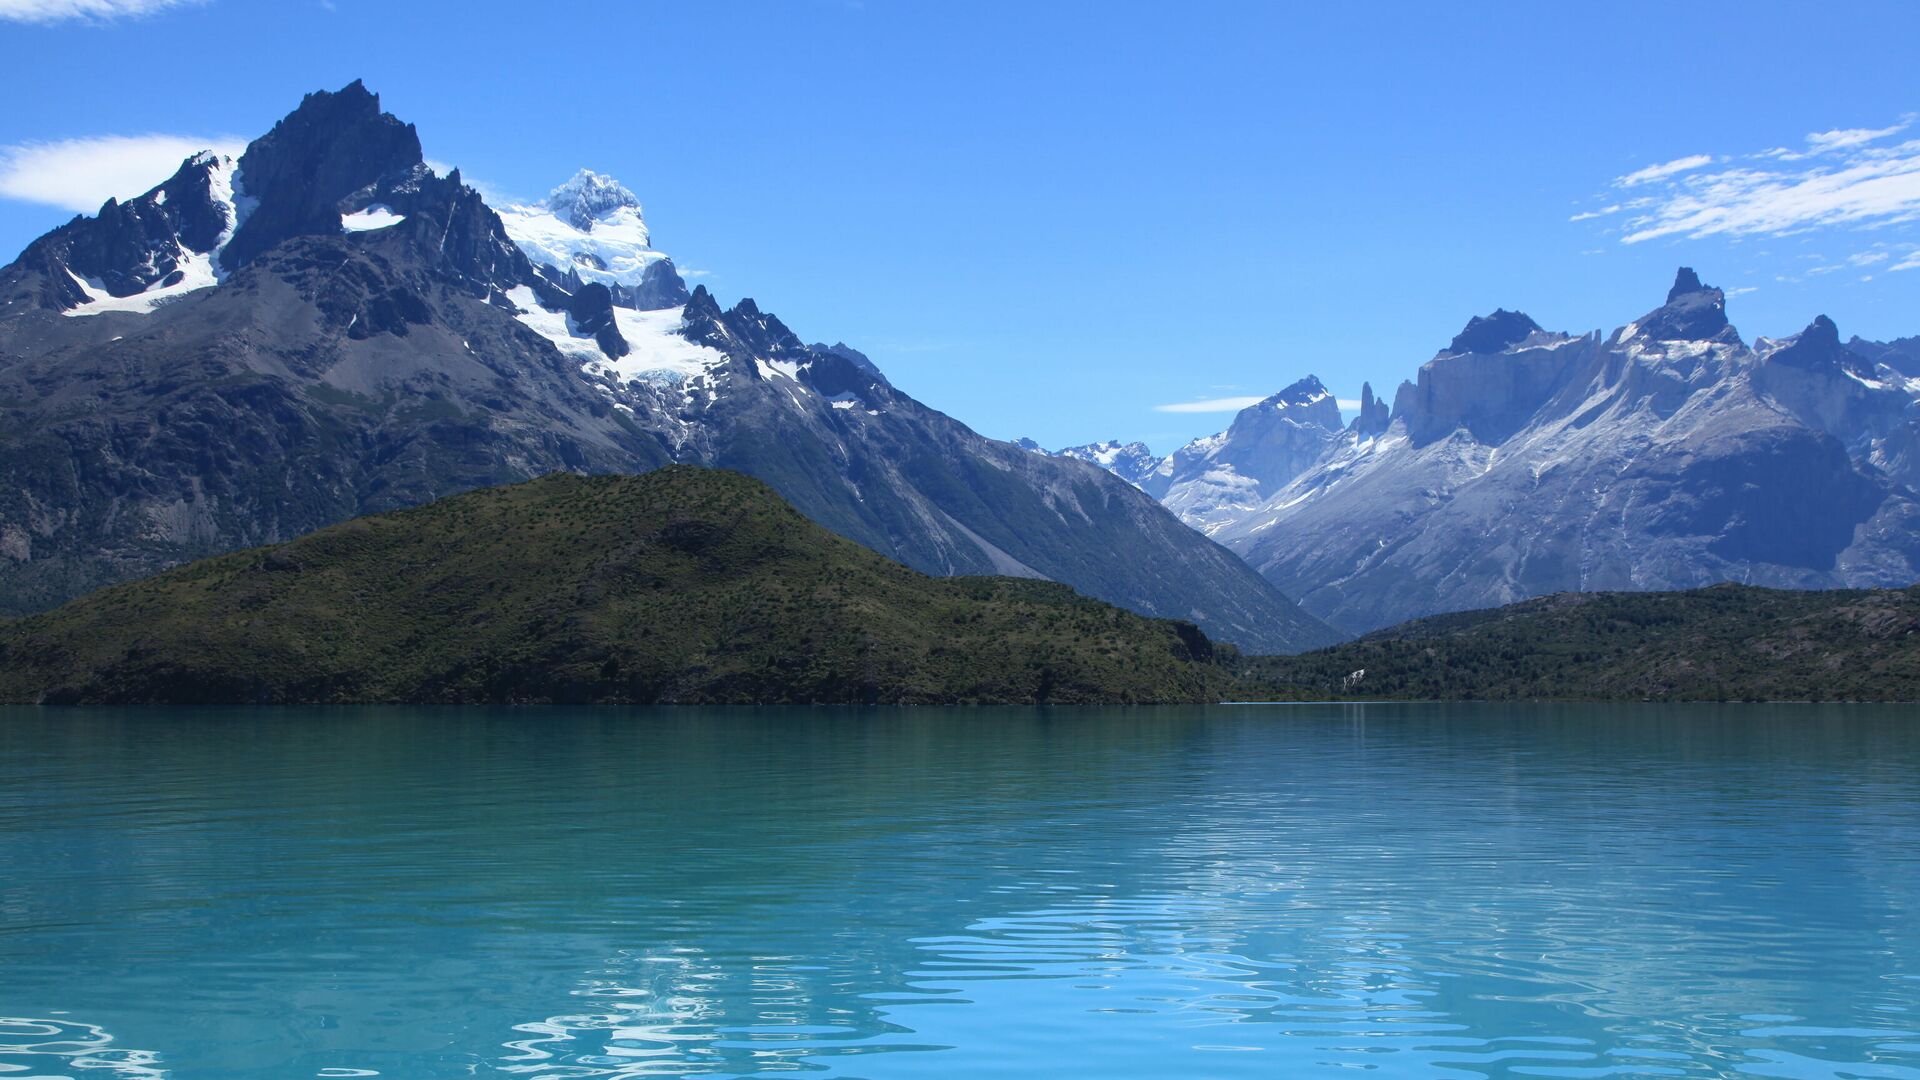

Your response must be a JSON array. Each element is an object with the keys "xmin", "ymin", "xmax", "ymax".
[
  {"xmin": 1636, "ymin": 266, "xmax": 1732, "ymax": 342},
  {"xmin": 1446, "ymin": 308, "xmax": 1541, "ymax": 355},
  {"xmin": 0, "ymin": 81, "xmax": 1334, "ymax": 654}
]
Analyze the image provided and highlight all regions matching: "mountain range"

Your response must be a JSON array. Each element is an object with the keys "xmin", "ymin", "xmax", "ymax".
[
  {"xmin": 1035, "ymin": 270, "xmax": 1920, "ymax": 634},
  {"xmin": 0, "ymin": 81, "xmax": 1335, "ymax": 655}
]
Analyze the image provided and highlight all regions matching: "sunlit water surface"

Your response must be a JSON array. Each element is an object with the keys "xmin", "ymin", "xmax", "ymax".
[{"xmin": 2, "ymin": 705, "xmax": 1917, "ymax": 1078}]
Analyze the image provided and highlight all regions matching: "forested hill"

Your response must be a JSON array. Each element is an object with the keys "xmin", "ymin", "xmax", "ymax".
[
  {"xmin": 0, "ymin": 468, "xmax": 1234, "ymax": 705},
  {"xmin": 1239, "ymin": 584, "xmax": 1920, "ymax": 702}
]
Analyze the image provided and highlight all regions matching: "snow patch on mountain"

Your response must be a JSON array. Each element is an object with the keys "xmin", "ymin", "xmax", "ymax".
[
  {"xmin": 505, "ymin": 285, "xmax": 727, "ymax": 389},
  {"xmin": 63, "ymin": 153, "xmax": 247, "ymax": 318},
  {"xmin": 341, "ymin": 204, "xmax": 405, "ymax": 231}
]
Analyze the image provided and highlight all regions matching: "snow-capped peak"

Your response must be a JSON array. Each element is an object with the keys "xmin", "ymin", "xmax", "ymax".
[
  {"xmin": 545, "ymin": 170, "xmax": 645, "ymax": 234},
  {"xmin": 499, "ymin": 170, "xmax": 667, "ymax": 289}
]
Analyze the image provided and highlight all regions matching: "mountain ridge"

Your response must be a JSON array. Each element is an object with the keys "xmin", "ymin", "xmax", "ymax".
[
  {"xmin": 0, "ymin": 81, "xmax": 1335, "ymax": 654},
  {"xmin": 1063, "ymin": 268, "xmax": 1920, "ymax": 634}
]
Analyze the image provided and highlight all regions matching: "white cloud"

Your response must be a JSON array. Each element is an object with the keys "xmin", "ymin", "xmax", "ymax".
[
  {"xmin": 1152, "ymin": 396, "xmax": 1265, "ymax": 414},
  {"xmin": 1891, "ymin": 252, "xmax": 1920, "ymax": 272},
  {"xmin": 1616, "ymin": 155, "xmax": 1715, "ymax": 187},
  {"xmin": 1807, "ymin": 120, "xmax": 1913, "ymax": 153},
  {"xmin": 1585, "ymin": 118, "xmax": 1920, "ymax": 248},
  {"xmin": 1336, "ymin": 398, "xmax": 1362, "ymax": 411},
  {"xmin": 0, "ymin": 134, "xmax": 243, "ymax": 213},
  {"xmin": 0, "ymin": 0, "xmax": 203, "ymax": 22}
]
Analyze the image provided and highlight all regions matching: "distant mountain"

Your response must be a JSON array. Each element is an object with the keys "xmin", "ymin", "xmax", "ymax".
[
  {"xmin": 1018, "ymin": 439, "xmax": 1161, "ymax": 487},
  {"xmin": 1140, "ymin": 376, "xmax": 1348, "ymax": 533},
  {"xmin": 1135, "ymin": 269, "xmax": 1920, "ymax": 634},
  {"xmin": 0, "ymin": 469, "xmax": 1237, "ymax": 705},
  {"xmin": 1239, "ymin": 583, "xmax": 1920, "ymax": 702},
  {"xmin": 0, "ymin": 81, "xmax": 1334, "ymax": 654}
]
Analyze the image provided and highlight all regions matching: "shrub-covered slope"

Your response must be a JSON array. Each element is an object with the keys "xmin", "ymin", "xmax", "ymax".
[
  {"xmin": 0, "ymin": 468, "xmax": 1234, "ymax": 705},
  {"xmin": 1239, "ymin": 583, "xmax": 1920, "ymax": 701}
]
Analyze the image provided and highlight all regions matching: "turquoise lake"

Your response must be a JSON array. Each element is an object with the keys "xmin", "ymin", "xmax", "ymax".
[{"xmin": 2, "ymin": 704, "xmax": 1917, "ymax": 1078}]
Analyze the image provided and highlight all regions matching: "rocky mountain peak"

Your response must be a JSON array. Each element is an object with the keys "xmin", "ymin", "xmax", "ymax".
[
  {"xmin": 1632, "ymin": 266, "xmax": 1731, "ymax": 342},
  {"xmin": 545, "ymin": 170, "xmax": 644, "ymax": 232},
  {"xmin": 1351, "ymin": 381, "xmax": 1391, "ymax": 437},
  {"xmin": 1262, "ymin": 375, "xmax": 1333, "ymax": 411},
  {"xmin": 1446, "ymin": 309, "xmax": 1541, "ymax": 355},
  {"xmin": 1764, "ymin": 315, "xmax": 1866, "ymax": 375},
  {"xmin": 221, "ymin": 80, "xmax": 426, "ymax": 270},
  {"xmin": 1668, "ymin": 266, "xmax": 1708, "ymax": 302}
]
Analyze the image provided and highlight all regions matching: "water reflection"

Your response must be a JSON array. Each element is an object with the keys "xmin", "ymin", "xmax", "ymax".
[
  {"xmin": 0, "ymin": 1016, "xmax": 166, "ymax": 1077},
  {"xmin": 0, "ymin": 705, "xmax": 1916, "ymax": 1077}
]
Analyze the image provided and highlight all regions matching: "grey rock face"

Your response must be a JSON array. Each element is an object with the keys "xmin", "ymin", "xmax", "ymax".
[
  {"xmin": 1144, "ymin": 376, "xmax": 1345, "ymax": 534},
  {"xmin": 1197, "ymin": 271, "xmax": 1920, "ymax": 635},
  {"xmin": 1350, "ymin": 381, "xmax": 1390, "ymax": 438},
  {"xmin": 0, "ymin": 82, "xmax": 1336, "ymax": 654}
]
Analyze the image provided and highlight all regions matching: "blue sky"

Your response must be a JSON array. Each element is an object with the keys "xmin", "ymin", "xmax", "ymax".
[{"xmin": 2, "ymin": 0, "xmax": 1917, "ymax": 453}]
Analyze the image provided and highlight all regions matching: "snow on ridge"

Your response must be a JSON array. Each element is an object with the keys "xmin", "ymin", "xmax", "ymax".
[
  {"xmin": 499, "ymin": 171, "xmax": 668, "ymax": 289},
  {"xmin": 505, "ymin": 285, "xmax": 727, "ymax": 389},
  {"xmin": 64, "ymin": 154, "xmax": 247, "ymax": 318}
]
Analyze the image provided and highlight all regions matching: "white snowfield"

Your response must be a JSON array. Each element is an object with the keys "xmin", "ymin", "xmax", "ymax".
[
  {"xmin": 64, "ymin": 153, "xmax": 250, "ymax": 318},
  {"xmin": 505, "ymin": 286, "xmax": 728, "ymax": 388},
  {"xmin": 340, "ymin": 204, "xmax": 406, "ymax": 231},
  {"xmin": 498, "ymin": 171, "xmax": 670, "ymax": 290}
]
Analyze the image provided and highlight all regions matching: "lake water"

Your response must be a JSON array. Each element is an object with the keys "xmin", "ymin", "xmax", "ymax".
[{"xmin": 2, "ymin": 704, "xmax": 1917, "ymax": 1078}]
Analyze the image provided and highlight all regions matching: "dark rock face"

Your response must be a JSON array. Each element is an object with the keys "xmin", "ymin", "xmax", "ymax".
[
  {"xmin": 1668, "ymin": 266, "xmax": 1706, "ymax": 301},
  {"xmin": 1849, "ymin": 334, "xmax": 1920, "ymax": 377},
  {"xmin": 0, "ymin": 152, "xmax": 234, "ymax": 313},
  {"xmin": 1447, "ymin": 308, "xmax": 1541, "ymax": 355},
  {"xmin": 620, "ymin": 257, "xmax": 689, "ymax": 311},
  {"xmin": 1636, "ymin": 267, "xmax": 1732, "ymax": 342},
  {"xmin": 563, "ymin": 282, "xmax": 629, "ymax": 358},
  {"xmin": 221, "ymin": 81, "xmax": 423, "ymax": 271},
  {"xmin": 0, "ymin": 81, "xmax": 1337, "ymax": 655}
]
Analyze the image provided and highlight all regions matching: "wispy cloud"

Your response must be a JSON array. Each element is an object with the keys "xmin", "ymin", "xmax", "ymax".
[
  {"xmin": 1583, "ymin": 116, "xmax": 1920, "ymax": 247},
  {"xmin": 0, "ymin": 134, "xmax": 243, "ymax": 213},
  {"xmin": 1806, "ymin": 121, "xmax": 1912, "ymax": 154},
  {"xmin": 1152, "ymin": 395, "xmax": 1265, "ymax": 414},
  {"xmin": 1616, "ymin": 154, "xmax": 1715, "ymax": 187},
  {"xmin": 0, "ymin": 0, "xmax": 204, "ymax": 22}
]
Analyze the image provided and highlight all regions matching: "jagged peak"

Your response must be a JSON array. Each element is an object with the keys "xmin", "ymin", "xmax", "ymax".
[
  {"xmin": 1260, "ymin": 375, "xmax": 1331, "ymax": 409},
  {"xmin": 1628, "ymin": 267, "xmax": 1731, "ymax": 343},
  {"xmin": 544, "ymin": 169, "xmax": 643, "ymax": 232},
  {"xmin": 1800, "ymin": 314, "xmax": 1840, "ymax": 350},
  {"xmin": 1763, "ymin": 313, "xmax": 1864, "ymax": 374},
  {"xmin": 1447, "ymin": 308, "xmax": 1542, "ymax": 355},
  {"xmin": 1668, "ymin": 266, "xmax": 1709, "ymax": 302}
]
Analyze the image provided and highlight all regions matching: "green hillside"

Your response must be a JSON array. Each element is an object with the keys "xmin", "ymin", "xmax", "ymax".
[
  {"xmin": 0, "ymin": 468, "xmax": 1233, "ymax": 705},
  {"xmin": 1238, "ymin": 584, "xmax": 1920, "ymax": 702}
]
